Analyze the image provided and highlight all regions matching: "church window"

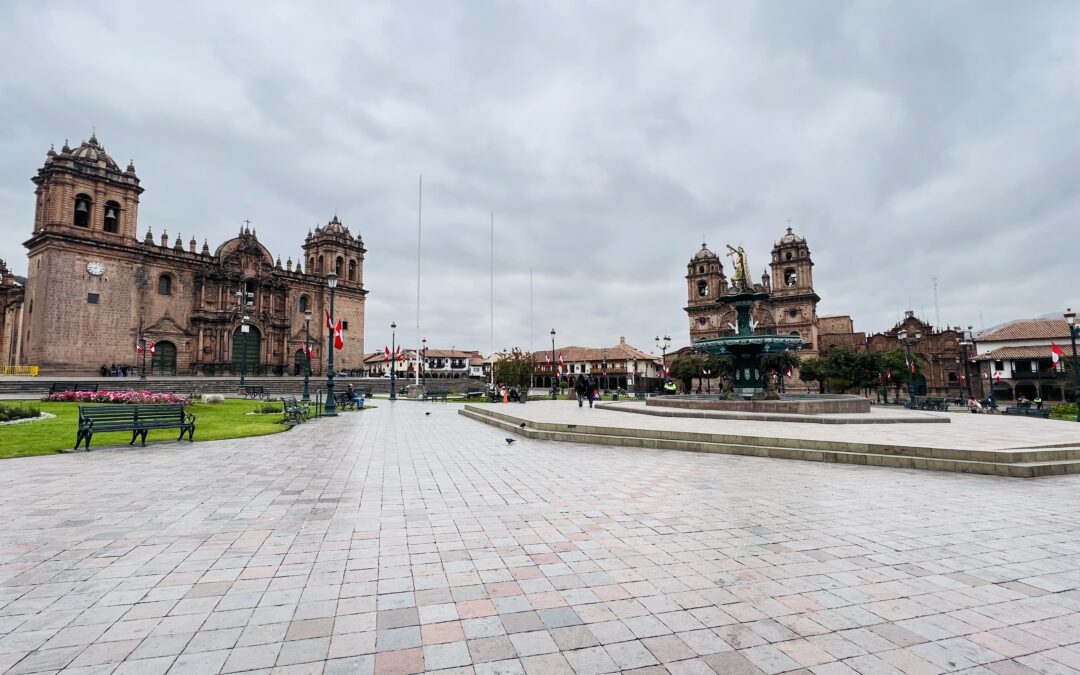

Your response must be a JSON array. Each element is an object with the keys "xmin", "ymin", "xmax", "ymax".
[
  {"xmin": 789, "ymin": 330, "xmax": 800, "ymax": 338},
  {"xmin": 308, "ymin": 257, "xmax": 315, "ymax": 273},
  {"xmin": 698, "ymin": 266, "xmax": 704, "ymax": 274},
  {"xmin": 948, "ymin": 371, "xmax": 958, "ymax": 383},
  {"xmin": 158, "ymin": 274, "xmax": 172, "ymax": 295},
  {"xmin": 74, "ymin": 194, "xmax": 92, "ymax": 227},
  {"xmin": 244, "ymin": 281, "xmax": 255, "ymax": 306},
  {"xmin": 785, "ymin": 251, "xmax": 792, "ymax": 261},
  {"xmin": 335, "ymin": 256, "xmax": 344, "ymax": 277},
  {"xmin": 298, "ymin": 295, "xmax": 310, "ymax": 313},
  {"xmin": 348, "ymin": 259, "xmax": 356, "ymax": 281},
  {"xmin": 103, "ymin": 201, "xmax": 120, "ymax": 233},
  {"xmin": 788, "ymin": 308, "xmax": 798, "ymax": 318},
  {"xmin": 342, "ymin": 320, "xmax": 349, "ymax": 331},
  {"xmin": 87, "ymin": 293, "xmax": 99, "ymax": 304},
  {"xmin": 697, "ymin": 281, "xmax": 708, "ymax": 297},
  {"xmin": 697, "ymin": 317, "xmax": 707, "ymax": 325},
  {"xmin": 784, "ymin": 268, "xmax": 797, "ymax": 286},
  {"xmin": 316, "ymin": 256, "xmax": 324, "ymax": 274}
]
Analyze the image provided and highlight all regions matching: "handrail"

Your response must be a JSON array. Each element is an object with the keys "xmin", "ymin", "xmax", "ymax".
[{"xmin": 0, "ymin": 366, "xmax": 39, "ymax": 376}]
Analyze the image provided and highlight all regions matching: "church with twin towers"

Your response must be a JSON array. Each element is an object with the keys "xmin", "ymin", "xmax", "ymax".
[{"xmin": 684, "ymin": 226, "xmax": 858, "ymax": 357}]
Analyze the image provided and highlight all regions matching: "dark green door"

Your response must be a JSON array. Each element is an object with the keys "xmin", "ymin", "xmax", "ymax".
[
  {"xmin": 151, "ymin": 341, "xmax": 177, "ymax": 376},
  {"xmin": 233, "ymin": 327, "xmax": 260, "ymax": 376}
]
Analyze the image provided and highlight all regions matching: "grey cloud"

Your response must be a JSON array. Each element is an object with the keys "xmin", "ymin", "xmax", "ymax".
[{"xmin": 1, "ymin": 1, "xmax": 1078, "ymax": 355}]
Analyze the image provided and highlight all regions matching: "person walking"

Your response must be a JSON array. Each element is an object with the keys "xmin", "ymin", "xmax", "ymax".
[
  {"xmin": 586, "ymin": 375, "xmax": 598, "ymax": 408},
  {"xmin": 575, "ymin": 375, "xmax": 587, "ymax": 407},
  {"xmin": 967, "ymin": 395, "xmax": 981, "ymax": 414}
]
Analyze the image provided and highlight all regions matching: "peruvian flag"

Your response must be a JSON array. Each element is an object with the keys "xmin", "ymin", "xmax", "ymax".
[
  {"xmin": 325, "ymin": 309, "xmax": 333, "ymax": 331},
  {"xmin": 558, "ymin": 353, "xmax": 564, "ymax": 366},
  {"xmin": 785, "ymin": 366, "xmax": 793, "ymax": 378},
  {"xmin": 305, "ymin": 342, "xmax": 316, "ymax": 356},
  {"xmin": 395, "ymin": 345, "xmax": 403, "ymax": 361},
  {"xmin": 906, "ymin": 357, "xmax": 915, "ymax": 374},
  {"xmin": 136, "ymin": 342, "xmax": 143, "ymax": 354},
  {"xmin": 148, "ymin": 342, "xmax": 156, "ymax": 354},
  {"xmin": 958, "ymin": 371, "xmax": 966, "ymax": 382},
  {"xmin": 1051, "ymin": 343, "xmax": 1064, "ymax": 367},
  {"xmin": 886, "ymin": 369, "xmax": 892, "ymax": 381},
  {"xmin": 544, "ymin": 353, "xmax": 551, "ymax": 363},
  {"xmin": 333, "ymin": 320, "xmax": 343, "ymax": 350},
  {"xmin": 384, "ymin": 346, "xmax": 391, "ymax": 361},
  {"xmin": 993, "ymin": 370, "xmax": 1001, "ymax": 382}
]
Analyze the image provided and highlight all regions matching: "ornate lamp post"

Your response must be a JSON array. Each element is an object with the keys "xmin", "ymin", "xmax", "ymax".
[
  {"xmin": 632, "ymin": 357, "xmax": 638, "ymax": 393},
  {"xmin": 389, "ymin": 321, "xmax": 397, "ymax": 401},
  {"xmin": 302, "ymin": 309, "xmax": 312, "ymax": 402},
  {"xmin": 960, "ymin": 326, "xmax": 974, "ymax": 400},
  {"xmin": 421, "ymin": 337, "xmax": 427, "ymax": 391},
  {"xmin": 550, "ymin": 329, "xmax": 557, "ymax": 400},
  {"xmin": 1066, "ymin": 309, "xmax": 1079, "ymax": 422},
  {"xmin": 324, "ymin": 272, "xmax": 338, "ymax": 417},
  {"xmin": 703, "ymin": 368, "xmax": 711, "ymax": 394},
  {"xmin": 139, "ymin": 336, "xmax": 148, "ymax": 381},
  {"xmin": 655, "ymin": 335, "xmax": 671, "ymax": 389},
  {"xmin": 602, "ymin": 348, "xmax": 608, "ymax": 391},
  {"xmin": 898, "ymin": 328, "xmax": 921, "ymax": 408}
]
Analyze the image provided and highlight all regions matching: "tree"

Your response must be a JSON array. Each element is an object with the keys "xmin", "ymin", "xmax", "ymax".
[
  {"xmin": 798, "ymin": 356, "xmax": 827, "ymax": 393},
  {"xmin": 704, "ymin": 354, "xmax": 734, "ymax": 390},
  {"xmin": 493, "ymin": 348, "xmax": 533, "ymax": 402},
  {"xmin": 823, "ymin": 347, "xmax": 858, "ymax": 393},
  {"xmin": 670, "ymin": 355, "xmax": 704, "ymax": 393},
  {"xmin": 853, "ymin": 351, "xmax": 886, "ymax": 397},
  {"xmin": 761, "ymin": 350, "xmax": 802, "ymax": 392},
  {"xmin": 883, "ymin": 348, "xmax": 922, "ymax": 401}
]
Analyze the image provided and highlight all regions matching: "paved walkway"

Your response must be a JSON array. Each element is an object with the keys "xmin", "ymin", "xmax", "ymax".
[{"xmin": 1, "ymin": 403, "xmax": 1079, "ymax": 674}]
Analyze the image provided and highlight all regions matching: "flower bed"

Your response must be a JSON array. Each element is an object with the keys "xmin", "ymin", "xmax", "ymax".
[
  {"xmin": 42, "ymin": 390, "xmax": 190, "ymax": 404},
  {"xmin": 0, "ymin": 403, "xmax": 41, "ymax": 422}
]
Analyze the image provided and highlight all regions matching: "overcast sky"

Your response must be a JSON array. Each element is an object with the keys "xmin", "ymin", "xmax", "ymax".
[{"xmin": 2, "ymin": 1, "xmax": 1078, "ymax": 354}]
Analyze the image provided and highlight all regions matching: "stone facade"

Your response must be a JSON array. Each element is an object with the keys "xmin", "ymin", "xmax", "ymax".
[
  {"xmin": 0, "ymin": 260, "xmax": 26, "ymax": 368},
  {"xmin": 866, "ymin": 311, "xmax": 965, "ymax": 397},
  {"xmin": 685, "ymin": 227, "xmax": 825, "ymax": 355},
  {"xmin": 9, "ymin": 135, "xmax": 367, "ymax": 376}
]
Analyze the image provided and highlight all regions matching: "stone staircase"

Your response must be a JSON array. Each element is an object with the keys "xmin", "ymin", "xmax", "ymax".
[{"xmin": 460, "ymin": 405, "xmax": 1080, "ymax": 478}]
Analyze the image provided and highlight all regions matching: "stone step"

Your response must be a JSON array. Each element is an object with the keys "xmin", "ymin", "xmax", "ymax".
[{"xmin": 459, "ymin": 407, "xmax": 1080, "ymax": 479}]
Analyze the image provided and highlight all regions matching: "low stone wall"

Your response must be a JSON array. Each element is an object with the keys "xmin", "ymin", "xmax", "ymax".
[
  {"xmin": 0, "ymin": 376, "xmax": 479, "ymax": 398},
  {"xmin": 646, "ymin": 394, "xmax": 870, "ymax": 415}
]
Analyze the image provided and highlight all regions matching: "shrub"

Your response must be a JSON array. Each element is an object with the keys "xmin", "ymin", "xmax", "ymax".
[
  {"xmin": 1050, "ymin": 403, "xmax": 1077, "ymax": 420},
  {"xmin": 254, "ymin": 401, "xmax": 283, "ymax": 414},
  {"xmin": 0, "ymin": 403, "xmax": 40, "ymax": 422},
  {"xmin": 42, "ymin": 390, "xmax": 190, "ymax": 404}
]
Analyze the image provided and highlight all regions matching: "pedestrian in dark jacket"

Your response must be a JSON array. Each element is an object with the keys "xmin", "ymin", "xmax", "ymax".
[
  {"xmin": 586, "ymin": 376, "xmax": 597, "ymax": 408},
  {"xmin": 575, "ymin": 375, "xmax": 587, "ymax": 407}
]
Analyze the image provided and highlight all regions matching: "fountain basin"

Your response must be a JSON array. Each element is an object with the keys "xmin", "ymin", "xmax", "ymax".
[{"xmin": 647, "ymin": 394, "xmax": 871, "ymax": 415}]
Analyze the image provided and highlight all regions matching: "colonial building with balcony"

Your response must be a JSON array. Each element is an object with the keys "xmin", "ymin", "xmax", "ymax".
[
  {"xmin": 972, "ymin": 318, "xmax": 1074, "ymax": 403},
  {"xmin": 532, "ymin": 337, "xmax": 660, "ymax": 390}
]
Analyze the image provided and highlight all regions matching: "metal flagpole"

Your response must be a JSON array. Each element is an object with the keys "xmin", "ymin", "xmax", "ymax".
[
  {"xmin": 416, "ymin": 175, "xmax": 422, "ymax": 389},
  {"xmin": 490, "ymin": 211, "xmax": 494, "ymax": 387}
]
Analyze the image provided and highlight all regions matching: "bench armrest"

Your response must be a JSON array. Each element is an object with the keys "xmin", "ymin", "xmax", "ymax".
[{"xmin": 183, "ymin": 412, "xmax": 196, "ymax": 425}]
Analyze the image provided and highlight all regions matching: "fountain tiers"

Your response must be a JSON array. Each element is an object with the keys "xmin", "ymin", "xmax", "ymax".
[{"xmin": 646, "ymin": 394, "xmax": 871, "ymax": 415}]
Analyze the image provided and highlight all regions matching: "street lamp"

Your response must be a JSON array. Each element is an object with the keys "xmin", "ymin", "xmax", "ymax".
[
  {"xmin": 303, "ymin": 309, "xmax": 312, "ymax": 402},
  {"xmin": 239, "ymin": 315, "xmax": 251, "ymax": 386},
  {"xmin": 602, "ymin": 348, "xmax": 608, "ymax": 392},
  {"xmin": 325, "ymin": 272, "xmax": 338, "ymax": 417},
  {"xmin": 959, "ymin": 326, "xmax": 973, "ymax": 400},
  {"xmin": 421, "ymin": 337, "xmax": 427, "ymax": 392},
  {"xmin": 703, "ymin": 368, "xmax": 711, "ymax": 394},
  {"xmin": 898, "ymin": 328, "xmax": 921, "ymax": 408},
  {"xmin": 389, "ymin": 321, "xmax": 397, "ymax": 401},
  {"xmin": 655, "ymin": 335, "xmax": 671, "ymax": 390},
  {"xmin": 139, "ymin": 335, "xmax": 148, "ymax": 381},
  {"xmin": 1066, "ymin": 308, "xmax": 1079, "ymax": 422},
  {"xmin": 550, "ymin": 329, "xmax": 557, "ymax": 400}
]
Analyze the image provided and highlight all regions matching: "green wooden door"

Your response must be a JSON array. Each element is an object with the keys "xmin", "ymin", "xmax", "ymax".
[{"xmin": 232, "ymin": 327, "xmax": 260, "ymax": 376}]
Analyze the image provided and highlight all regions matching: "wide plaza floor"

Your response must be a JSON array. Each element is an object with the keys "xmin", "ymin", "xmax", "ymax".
[{"xmin": 1, "ymin": 403, "xmax": 1079, "ymax": 674}]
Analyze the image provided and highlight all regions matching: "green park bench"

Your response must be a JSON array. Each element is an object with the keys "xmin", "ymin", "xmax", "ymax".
[
  {"xmin": 1004, "ymin": 406, "xmax": 1051, "ymax": 419},
  {"xmin": 50, "ymin": 382, "xmax": 99, "ymax": 394},
  {"xmin": 75, "ymin": 403, "xmax": 195, "ymax": 450},
  {"xmin": 280, "ymin": 396, "xmax": 310, "ymax": 423}
]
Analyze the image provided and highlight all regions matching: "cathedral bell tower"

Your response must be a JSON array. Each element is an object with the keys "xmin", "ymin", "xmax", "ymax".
[
  {"xmin": 30, "ymin": 135, "xmax": 144, "ymax": 242},
  {"xmin": 769, "ymin": 227, "xmax": 821, "ymax": 352},
  {"xmin": 685, "ymin": 242, "xmax": 726, "ymax": 342},
  {"xmin": 302, "ymin": 215, "xmax": 367, "ymax": 358}
]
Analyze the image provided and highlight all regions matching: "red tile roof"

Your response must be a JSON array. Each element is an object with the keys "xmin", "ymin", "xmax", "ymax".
[
  {"xmin": 978, "ymin": 319, "xmax": 1071, "ymax": 342},
  {"xmin": 974, "ymin": 345, "xmax": 1069, "ymax": 361}
]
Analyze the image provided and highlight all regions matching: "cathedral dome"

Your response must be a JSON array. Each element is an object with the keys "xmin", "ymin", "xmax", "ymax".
[
  {"xmin": 777, "ymin": 226, "xmax": 805, "ymax": 246},
  {"xmin": 692, "ymin": 242, "xmax": 718, "ymax": 261},
  {"xmin": 69, "ymin": 135, "xmax": 120, "ymax": 171}
]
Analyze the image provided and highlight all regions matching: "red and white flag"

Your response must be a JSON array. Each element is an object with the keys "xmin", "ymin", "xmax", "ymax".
[
  {"xmin": 886, "ymin": 369, "xmax": 892, "ymax": 381},
  {"xmin": 558, "ymin": 353, "xmax": 564, "ymax": 366},
  {"xmin": 395, "ymin": 345, "xmax": 403, "ymax": 361},
  {"xmin": 136, "ymin": 342, "xmax": 142, "ymax": 354},
  {"xmin": 1051, "ymin": 343, "xmax": 1064, "ymax": 367},
  {"xmin": 785, "ymin": 366, "xmax": 793, "ymax": 378},
  {"xmin": 544, "ymin": 354, "xmax": 551, "ymax": 363},
  {"xmin": 325, "ymin": 309, "xmax": 333, "ymax": 331},
  {"xmin": 148, "ymin": 342, "xmax": 156, "ymax": 354},
  {"xmin": 384, "ymin": 346, "xmax": 391, "ymax": 361},
  {"xmin": 991, "ymin": 370, "xmax": 1001, "ymax": 382},
  {"xmin": 958, "ymin": 371, "xmax": 966, "ymax": 382},
  {"xmin": 333, "ymin": 320, "xmax": 343, "ymax": 350}
]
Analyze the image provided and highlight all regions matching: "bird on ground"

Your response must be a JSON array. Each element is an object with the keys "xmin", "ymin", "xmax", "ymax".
[
  {"xmin": 518, "ymin": 422, "xmax": 526, "ymax": 429},
  {"xmin": 567, "ymin": 424, "xmax": 577, "ymax": 430},
  {"xmin": 505, "ymin": 438, "xmax": 516, "ymax": 445},
  {"xmin": 425, "ymin": 412, "xmax": 432, "ymax": 416}
]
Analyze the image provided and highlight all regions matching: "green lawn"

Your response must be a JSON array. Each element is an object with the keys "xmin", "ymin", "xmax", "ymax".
[{"xmin": 0, "ymin": 399, "xmax": 290, "ymax": 460}]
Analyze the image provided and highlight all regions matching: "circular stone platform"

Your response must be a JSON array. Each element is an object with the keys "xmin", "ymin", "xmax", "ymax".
[{"xmin": 647, "ymin": 393, "xmax": 870, "ymax": 415}]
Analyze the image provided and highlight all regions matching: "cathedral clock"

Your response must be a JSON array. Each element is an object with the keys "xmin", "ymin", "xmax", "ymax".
[{"xmin": 86, "ymin": 261, "xmax": 106, "ymax": 276}]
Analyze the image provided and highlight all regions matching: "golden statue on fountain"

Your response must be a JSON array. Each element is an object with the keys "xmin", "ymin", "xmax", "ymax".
[{"xmin": 725, "ymin": 244, "xmax": 752, "ymax": 291}]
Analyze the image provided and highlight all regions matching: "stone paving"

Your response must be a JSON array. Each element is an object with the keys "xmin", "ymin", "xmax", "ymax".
[{"xmin": 1, "ymin": 402, "xmax": 1080, "ymax": 674}]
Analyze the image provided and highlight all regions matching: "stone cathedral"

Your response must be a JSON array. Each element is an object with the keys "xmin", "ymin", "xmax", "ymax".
[
  {"xmin": 685, "ymin": 227, "xmax": 835, "ymax": 356},
  {"xmin": 5, "ymin": 134, "xmax": 367, "ymax": 375}
]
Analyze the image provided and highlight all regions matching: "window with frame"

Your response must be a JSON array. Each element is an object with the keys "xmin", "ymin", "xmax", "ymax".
[
  {"xmin": 158, "ymin": 274, "xmax": 172, "ymax": 295},
  {"xmin": 74, "ymin": 194, "xmax": 92, "ymax": 227}
]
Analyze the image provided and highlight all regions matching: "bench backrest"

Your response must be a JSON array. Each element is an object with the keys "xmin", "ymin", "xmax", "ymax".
[{"xmin": 79, "ymin": 404, "xmax": 187, "ymax": 424}]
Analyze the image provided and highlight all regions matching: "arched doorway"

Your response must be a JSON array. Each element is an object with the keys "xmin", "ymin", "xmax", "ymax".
[
  {"xmin": 1014, "ymin": 382, "xmax": 1038, "ymax": 401},
  {"xmin": 992, "ymin": 382, "xmax": 1013, "ymax": 401},
  {"xmin": 232, "ymin": 325, "xmax": 261, "ymax": 376},
  {"xmin": 294, "ymin": 349, "xmax": 307, "ymax": 376},
  {"xmin": 151, "ymin": 341, "xmax": 177, "ymax": 376}
]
